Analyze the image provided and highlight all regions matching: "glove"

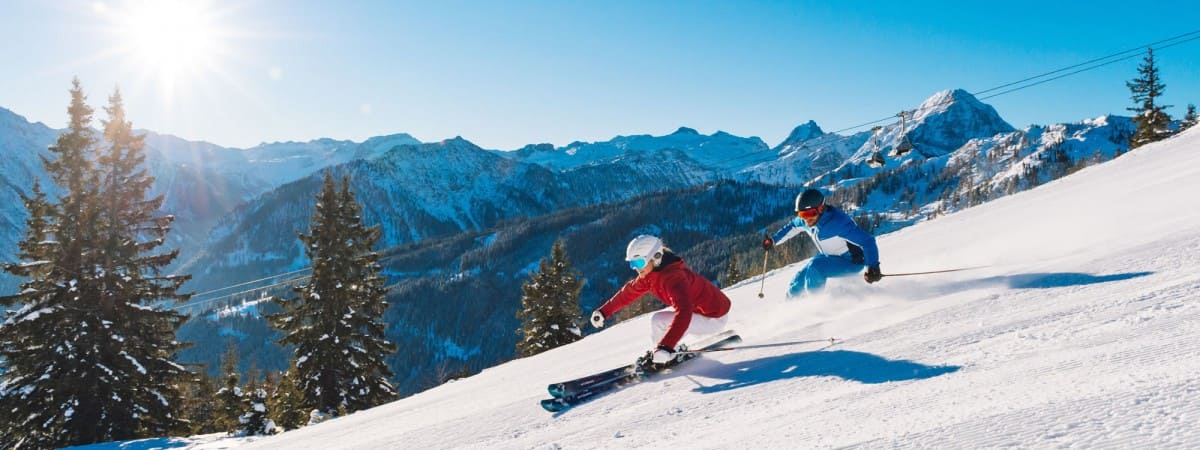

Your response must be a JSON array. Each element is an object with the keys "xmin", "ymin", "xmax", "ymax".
[
  {"xmin": 762, "ymin": 237, "xmax": 774, "ymax": 251},
  {"xmin": 864, "ymin": 265, "xmax": 883, "ymax": 284},
  {"xmin": 589, "ymin": 310, "xmax": 605, "ymax": 328},
  {"xmin": 651, "ymin": 345, "xmax": 675, "ymax": 364}
]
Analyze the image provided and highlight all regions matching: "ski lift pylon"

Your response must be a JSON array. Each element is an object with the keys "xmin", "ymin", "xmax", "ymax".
[
  {"xmin": 891, "ymin": 110, "xmax": 914, "ymax": 157},
  {"xmin": 867, "ymin": 126, "xmax": 886, "ymax": 168}
]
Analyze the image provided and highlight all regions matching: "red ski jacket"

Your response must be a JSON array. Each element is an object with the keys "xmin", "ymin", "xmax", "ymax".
[{"xmin": 597, "ymin": 252, "xmax": 731, "ymax": 349}]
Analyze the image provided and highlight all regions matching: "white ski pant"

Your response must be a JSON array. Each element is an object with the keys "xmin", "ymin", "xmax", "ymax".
[{"xmin": 649, "ymin": 310, "xmax": 729, "ymax": 348}]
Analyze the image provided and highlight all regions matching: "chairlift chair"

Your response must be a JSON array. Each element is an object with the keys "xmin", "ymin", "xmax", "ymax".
[
  {"xmin": 866, "ymin": 126, "xmax": 886, "ymax": 168},
  {"xmin": 890, "ymin": 110, "xmax": 914, "ymax": 157}
]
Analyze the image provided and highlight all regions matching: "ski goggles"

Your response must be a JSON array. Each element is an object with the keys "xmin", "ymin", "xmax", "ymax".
[
  {"xmin": 796, "ymin": 206, "xmax": 822, "ymax": 220},
  {"xmin": 629, "ymin": 258, "xmax": 649, "ymax": 270}
]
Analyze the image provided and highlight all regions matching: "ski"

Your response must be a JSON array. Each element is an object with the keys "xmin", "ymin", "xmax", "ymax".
[{"xmin": 540, "ymin": 331, "xmax": 741, "ymax": 413}]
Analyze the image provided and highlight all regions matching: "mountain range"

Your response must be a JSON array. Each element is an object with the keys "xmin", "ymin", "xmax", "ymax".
[{"xmin": 0, "ymin": 89, "xmax": 1143, "ymax": 395}]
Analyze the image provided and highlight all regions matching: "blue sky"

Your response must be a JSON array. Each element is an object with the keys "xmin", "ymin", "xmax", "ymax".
[{"xmin": 2, "ymin": 0, "xmax": 1198, "ymax": 150}]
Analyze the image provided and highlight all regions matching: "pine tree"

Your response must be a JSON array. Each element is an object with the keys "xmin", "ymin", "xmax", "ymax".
[
  {"xmin": 516, "ymin": 239, "xmax": 584, "ymax": 357},
  {"xmin": 268, "ymin": 361, "xmax": 309, "ymax": 431},
  {"xmin": 1126, "ymin": 48, "xmax": 1173, "ymax": 148},
  {"xmin": 724, "ymin": 251, "xmax": 745, "ymax": 286},
  {"xmin": 0, "ymin": 79, "xmax": 106, "ymax": 449},
  {"xmin": 11, "ymin": 181, "xmax": 55, "ymax": 277},
  {"xmin": 0, "ymin": 181, "xmax": 56, "ymax": 303},
  {"xmin": 269, "ymin": 172, "xmax": 398, "ymax": 416},
  {"xmin": 74, "ymin": 84, "xmax": 192, "ymax": 441},
  {"xmin": 0, "ymin": 181, "xmax": 59, "ymax": 446},
  {"xmin": 1183, "ymin": 104, "xmax": 1197, "ymax": 131},
  {"xmin": 179, "ymin": 369, "xmax": 221, "ymax": 435},
  {"xmin": 238, "ymin": 374, "xmax": 276, "ymax": 436},
  {"xmin": 214, "ymin": 343, "xmax": 244, "ymax": 433}
]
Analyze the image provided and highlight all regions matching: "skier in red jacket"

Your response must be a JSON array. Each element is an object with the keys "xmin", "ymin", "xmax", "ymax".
[{"xmin": 589, "ymin": 235, "xmax": 731, "ymax": 369}]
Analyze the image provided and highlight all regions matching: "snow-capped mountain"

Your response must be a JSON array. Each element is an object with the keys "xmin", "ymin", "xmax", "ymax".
[
  {"xmin": 818, "ymin": 113, "xmax": 1135, "ymax": 234},
  {"xmin": 175, "ymin": 135, "xmax": 736, "ymax": 292},
  {"xmin": 140, "ymin": 131, "xmax": 420, "ymax": 199},
  {"xmin": 0, "ymin": 108, "xmax": 424, "ymax": 291},
  {"xmin": 177, "ymin": 138, "xmax": 566, "ymax": 287},
  {"xmin": 501, "ymin": 126, "xmax": 770, "ymax": 172},
  {"xmin": 904, "ymin": 88, "xmax": 1016, "ymax": 153},
  {"xmin": 741, "ymin": 89, "xmax": 1017, "ymax": 187},
  {"xmin": 741, "ymin": 120, "xmax": 869, "ymax": 186}
]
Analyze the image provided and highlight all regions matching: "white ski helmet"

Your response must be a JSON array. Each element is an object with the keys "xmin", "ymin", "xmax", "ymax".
[{"xmin": 625, "ymin": 235, "xmax": 664, "ymax": 263}]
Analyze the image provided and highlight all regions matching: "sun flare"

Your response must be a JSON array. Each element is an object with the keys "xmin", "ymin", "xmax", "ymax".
[{"xmin": 107, "ymin": 0, "xmax": 224, "ymax": 94}]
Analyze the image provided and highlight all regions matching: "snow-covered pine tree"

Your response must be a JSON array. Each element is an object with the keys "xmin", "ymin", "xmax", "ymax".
[
  {"xmin": 81, "ymin": 88, "xmax": 192, "ymax": 438},
  {"xmin": 8, "ymin": 181, "xmax": 54, "ymax": 280},
  {"xmin": 1126, "ymin": 48, "xmax": 1173, "ymax": 149},
  {"xmin": 0, "ymin": 79, "xmax": 161, "ymax": 448},
  {"xmin": 238, "ymin": 375, "xmax": 276, "ymax": 436},
  {"xmin": 0, "ymin": 181, "xmax": 59, "ymax": 447},
  {"xmin": 1183, "ymin": 104, "xmax": 1197, "ymax": 131},
  {"xmin": 268, "ymin": 361, "xmax": 308, "ymax": 431},
  {"xmin": 1, "ymin": 81, "xmax": 97, "ymax": 449},
  {"xmin": 516, "ymin": 239, "xmax": 584, "ymax": 357},
  {"xmin": 215, "ymin": 343, "xmax": 244, "ymax": 433},
  {"xmin": 269, "ymin": 172, "xmax": 397, "ymax": 416}
]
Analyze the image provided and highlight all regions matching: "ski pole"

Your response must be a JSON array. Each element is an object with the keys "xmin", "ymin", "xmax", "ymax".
[
  {"xmin": 677, "ymin": 337, "xmax": 839, "ymax": 354},
  {"xmin": 882, "ymin": 266, "xmax": 987, "ymax": 278},
  {"xmin": 756, "ymin": 250, "xmax": 769, "ymax": 298}
]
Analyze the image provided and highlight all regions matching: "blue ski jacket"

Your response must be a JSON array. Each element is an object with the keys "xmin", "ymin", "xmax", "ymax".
[{"xmin": 771, "ymin": 206, "xmax": 880, "ymax": 267}]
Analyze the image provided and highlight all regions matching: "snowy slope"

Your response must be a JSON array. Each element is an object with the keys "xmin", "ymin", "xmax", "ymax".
[{"xmin": 90, "ymin": 125, "xmax": 1200, "ymax": 449}]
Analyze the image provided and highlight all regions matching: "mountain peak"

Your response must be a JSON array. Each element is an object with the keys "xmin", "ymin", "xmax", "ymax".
[
  {"xmin": 907, "ymin": 88, "xmax": 1014, "ymax": 152},
  {"xmin": 0, "ymin": 106, "xmax": 48, "ymax": 130},
  {"xmin": 358, "ymin": 133, "xmax": 422, "ymax": 159},
  {"xmin": 916, "ymin": 89, "xmax": 990, "ymax": 118},
  {"xmin": 671, "ymin": 126, "xmax": 700, "ymax": 136},
  {"xmin": 777, "ymin": 120, "xmax": 825, "ymax": 148}
]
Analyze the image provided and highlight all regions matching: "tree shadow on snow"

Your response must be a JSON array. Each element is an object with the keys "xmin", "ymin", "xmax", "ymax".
[
  {"xmin": 945, "ymin": 271, "xmax": 1153, "ymax": 292},
  {"xmin": 690, "ymin": 350, "xmax": 960, "ymax": 394}
]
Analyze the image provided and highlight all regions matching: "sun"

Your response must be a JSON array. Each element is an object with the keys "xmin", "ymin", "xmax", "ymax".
[{"xmin": 104, "ymin": 0, "xmax": 226, "ymax": 96}]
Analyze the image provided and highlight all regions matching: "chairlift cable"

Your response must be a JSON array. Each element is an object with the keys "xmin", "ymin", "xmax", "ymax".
[{"xmin": 189, "ymin": 267, "xmax": 312, "ymax": 299}]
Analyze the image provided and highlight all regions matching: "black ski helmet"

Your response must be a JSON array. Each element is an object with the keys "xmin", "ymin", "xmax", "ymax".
[{"xmin": 794, "ymin": 188, "xmax": 824, "ymax": 211}]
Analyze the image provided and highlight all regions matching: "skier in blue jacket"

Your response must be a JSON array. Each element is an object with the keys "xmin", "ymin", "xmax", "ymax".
[{"xmin": 762, "ymin": 188, "xmax": 883, "ymax": 298}]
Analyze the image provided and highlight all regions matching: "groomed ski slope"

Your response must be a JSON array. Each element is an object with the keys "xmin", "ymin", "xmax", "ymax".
[{"xmin": 99, "ymin": 126, "xmax": 1200, "ymax": 449}]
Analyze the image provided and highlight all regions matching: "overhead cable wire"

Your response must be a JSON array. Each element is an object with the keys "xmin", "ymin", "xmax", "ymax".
[
  {"xmin": 979, "ymin": 33, "xmax": 1200, "ymax": 100},
  {"xmin": 699, "ymin": 28, "xmax": 1200, "ymax": 170},
  {"xmin": 187, "ymin": 266, "xmax": 313, "ymax": 299},
  {"xmin": 171, "ymin": 273, "xmax": 311, "ymax": 311},
  {"xmin": 973, "ymin": 29, "xmax": 1200, "ymax": 97}
]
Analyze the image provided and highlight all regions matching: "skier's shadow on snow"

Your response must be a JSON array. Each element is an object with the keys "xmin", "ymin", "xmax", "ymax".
[
  {"xmin": 689, "ymin": 350, "xmax": 959, "ymax": 394},
  {"xmin": 945, "ymin": 271, "xmax": 1152, "ymax": 292}
]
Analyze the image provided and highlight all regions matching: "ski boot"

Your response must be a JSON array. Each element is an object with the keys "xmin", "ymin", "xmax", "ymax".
[
  {"xmin": 635, "ymin": 343, "xmax": 690, "ymax": 374},
  {"xmin": 635, "ymin": 351, "xmax": 662, "ymax": 374}
]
